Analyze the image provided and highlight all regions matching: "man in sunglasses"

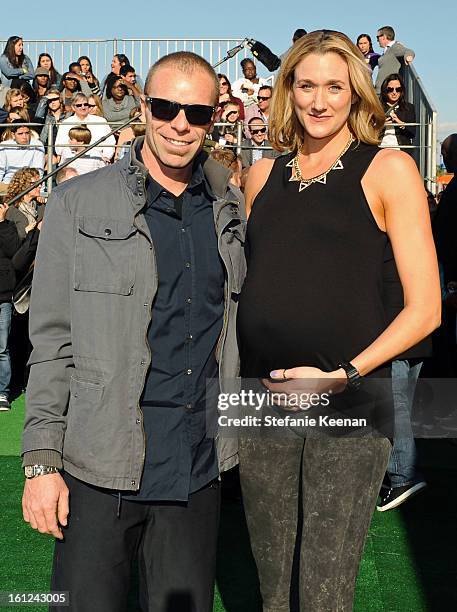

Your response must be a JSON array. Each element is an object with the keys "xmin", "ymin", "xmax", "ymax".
[
  {"xmin": 244, "ymin": 84, "xmax": 272, "ymax": 138},
  {"xmin": 240, "ymin": 117, "xmax": 279, "ymax": 168},
  {"xmin": 22, "ymin": 51, "xmax": 245, "ymax": 612},
  {"xmin": 55, "ymin": 92, "xmax": 115, "ymax": 161},
  {"xmin": 374, "ymin": 26, "xmax": 415, "ymax": 94}
]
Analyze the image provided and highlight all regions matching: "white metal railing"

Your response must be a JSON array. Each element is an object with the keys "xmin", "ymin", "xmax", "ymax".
[
  {"xmin": 0, "ymin": 38, "xmax": 253, "ymax": 84},
  {"xmin": 402, "ymin": 64, "xmax": 437, "ymax": 192}
]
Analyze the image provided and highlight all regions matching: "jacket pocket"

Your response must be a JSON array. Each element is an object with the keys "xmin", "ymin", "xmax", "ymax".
[
  {"xmin": 74, "ymin": 216, "xmax": 137, "ymax": 295},
  {"xmin": 64, "ymin": 376, "xmax": 105, "ymax": 468}
]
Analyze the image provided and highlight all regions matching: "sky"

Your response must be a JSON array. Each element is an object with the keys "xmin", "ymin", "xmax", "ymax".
[{"xmin": 7, "ymin": 0, "xmax": 456, "ymax": 147}]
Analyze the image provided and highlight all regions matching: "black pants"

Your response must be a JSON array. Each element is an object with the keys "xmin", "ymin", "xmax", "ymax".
[{"xmin": 51, "ymin": 473, "xmax": 220, "ymax": 612}]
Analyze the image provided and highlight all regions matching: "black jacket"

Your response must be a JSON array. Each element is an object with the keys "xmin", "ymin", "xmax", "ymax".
[
  {"xmin": 384, "ymin": 102, "xmax": 416, "ymax": 146},
  {"xmin": 0, "ymin": 221, "xmax": 39, "ymax": 303}
]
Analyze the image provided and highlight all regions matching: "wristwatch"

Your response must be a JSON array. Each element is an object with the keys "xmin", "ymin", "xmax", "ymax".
[
  {"xmin": 338, "ymin": 361, "xmax": 362, "ymax": 391},
  {"xmin": 24, "ymin": 465, "xmax": 60, "ymax": 479}
]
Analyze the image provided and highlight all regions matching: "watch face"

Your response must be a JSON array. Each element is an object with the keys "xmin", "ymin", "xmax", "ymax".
[{"xmin": 24, "ymin": 466, "xmax": 34, "ymax": 478}]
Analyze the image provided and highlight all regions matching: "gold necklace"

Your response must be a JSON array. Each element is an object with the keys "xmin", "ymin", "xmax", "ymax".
[{"xmin": 287, "ymin": 136, "xmax": 354, "ymax": 192}]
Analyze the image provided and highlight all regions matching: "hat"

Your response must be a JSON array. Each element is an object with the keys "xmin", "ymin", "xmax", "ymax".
[{"xmin": 35, "ymin": 67, "xmax": 50, "ymax": 77}]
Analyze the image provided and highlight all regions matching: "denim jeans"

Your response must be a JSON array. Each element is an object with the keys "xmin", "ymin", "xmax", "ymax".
[
  {"xmin": 387, "ymin": 359, "xmax": 423, "ymax": 488},
  {"xmin": 0, "ymin": 301, "xmax": 12, "ymax": 396},
  {"xmin": 239, "ymin": 435, "xmax": 391, "ymax": 612}
]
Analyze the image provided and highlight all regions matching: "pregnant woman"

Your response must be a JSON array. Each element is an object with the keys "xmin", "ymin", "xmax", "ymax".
[{"xmin": 237, "ymin": 30, "xmax": 440, "ymax": 612}]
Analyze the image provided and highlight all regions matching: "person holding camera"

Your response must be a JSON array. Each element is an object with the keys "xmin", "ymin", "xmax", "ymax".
[{"xmin": 380, "ymin": 73, "xmax": 415, "ymax": 151}]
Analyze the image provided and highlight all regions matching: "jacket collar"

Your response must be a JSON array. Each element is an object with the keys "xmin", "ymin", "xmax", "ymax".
[{"xmin": 121, "ymin": 136, "xmax": 233, "ymax": 201}]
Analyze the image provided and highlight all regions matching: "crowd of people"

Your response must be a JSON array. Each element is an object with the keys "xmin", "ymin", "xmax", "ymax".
[{"xmin": 0, "ymin": 24, "xmax": 455, "ymax": 612}]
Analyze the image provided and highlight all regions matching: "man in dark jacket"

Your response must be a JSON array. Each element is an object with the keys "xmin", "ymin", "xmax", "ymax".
[{"xmin": 240, "ymin": 117, "xmax": 279, "ymax": 168}]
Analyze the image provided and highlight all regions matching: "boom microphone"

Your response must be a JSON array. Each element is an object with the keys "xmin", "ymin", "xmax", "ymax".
[{"xmin": 246, "ymin": 39, "xmax": 281, "ymax": 72}]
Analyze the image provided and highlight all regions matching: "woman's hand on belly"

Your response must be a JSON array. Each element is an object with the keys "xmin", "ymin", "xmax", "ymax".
[{"xmin": 261, "ymin": 366, "xmax": 347, "ymax": 411}]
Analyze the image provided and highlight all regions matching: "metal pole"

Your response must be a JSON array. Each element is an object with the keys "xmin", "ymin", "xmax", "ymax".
[
  {"xmin": 47, "ymin": 122, "xmax": 54, "ymax": 195},
  {"xmin": 7, "ymin": 115, "xmax": 139, "ymax": 208},
  {"xmin": 236, "ymin": 121, "xmax": 242, "ymax": 157}
]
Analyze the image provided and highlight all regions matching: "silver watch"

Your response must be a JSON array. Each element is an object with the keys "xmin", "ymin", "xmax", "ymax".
[{"xmin": 24, "ymin": 465, "xmax": 60, "ymax": 479}]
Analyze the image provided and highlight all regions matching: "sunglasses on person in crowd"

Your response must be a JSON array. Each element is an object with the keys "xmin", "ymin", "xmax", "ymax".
[
  {"xmin": 219, "ymin": 81, "xmax": 229, "ymax": 86},
  {"xmin": 257, "ymin": 96, "xmax": 270, "ymax": 101},
  {"xmin": 386, "ymin": 87, "xmax": 403, "ymax": 93},
  {"xmin": 226, "ymin": 110, "xmax": 239, "ymax": 117},
  {"xmin": 145, "ymin": 97, "xmax": 214, "ymax": 125},
  {"xmin": 74, "ymin": 103, "xmax": 89, "ymax": 108},
  {"xmin": 47, "ymin": 97, "xmax": 60, "ymax": 103},
  {"xmin": 251, "ymin": 127, "xmax": 267, "ymax": 135},
  {"xmin": 87, "ymin": 103, "xmax": 96, "ymax": 108},
  {"xmin": 65, "ymin": 77, "xmax": 78, "ymax": 82}
]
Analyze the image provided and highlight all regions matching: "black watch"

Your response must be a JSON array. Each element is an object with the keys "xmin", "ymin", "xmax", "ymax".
[{"xmin": 338, "ymin": 361, "xmax": 362, "ymax": 391}]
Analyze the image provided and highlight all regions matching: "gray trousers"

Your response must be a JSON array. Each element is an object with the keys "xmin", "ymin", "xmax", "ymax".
[{"xmin": 239, "ymin": 435, "xmax": 391, "ymax": 612}]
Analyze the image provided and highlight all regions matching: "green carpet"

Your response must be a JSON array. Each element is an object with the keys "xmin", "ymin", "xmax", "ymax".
[{"xmin": 1, "ymin": 398, "xmax": 456, "ymax": 611}]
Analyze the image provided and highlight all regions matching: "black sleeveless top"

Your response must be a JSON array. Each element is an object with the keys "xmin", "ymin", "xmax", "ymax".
[{"xmin": 238, "ymin": 142, "xmax": 389, "ymax": 378}]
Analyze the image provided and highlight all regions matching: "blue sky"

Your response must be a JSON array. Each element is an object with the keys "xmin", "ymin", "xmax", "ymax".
[{"xmin": 9, "ymin": 0, "xmax": 456, "ymax": 143}]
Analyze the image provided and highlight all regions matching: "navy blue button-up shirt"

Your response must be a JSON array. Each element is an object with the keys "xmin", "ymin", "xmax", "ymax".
[{"xmin": 123, "ymin": 152, "xmax": 225, "ymax": 502}]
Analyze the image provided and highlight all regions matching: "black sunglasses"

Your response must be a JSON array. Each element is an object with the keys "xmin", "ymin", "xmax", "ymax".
[
  {"xmin": 257, "ymin": 96, "xmax": 270, "ymax": 101},
  {"xmin": 251, "ymin": 127, "xmax": 267, "ymax": 135},
  {"xmin": 145, "ymin": 97, "xmax": 214, "ymax": 126},
  {"xmin": 74, "ymin": 103, "xmax": 89, "ymax": 108},
  {"xmin": 386, "ymin": 86, "xmax": 402, "ymax": 93}
]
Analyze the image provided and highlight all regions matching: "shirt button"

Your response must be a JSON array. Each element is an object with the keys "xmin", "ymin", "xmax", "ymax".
[
  {"xmin": 140, "ymin": 360, "xmax": 146, "ymax": 365},
  {"xmin": 188, "ymin": 334, "xmax": 193, "ymax": 341},
  {"xmin": 187, "ymin": 369, "xmax": 192, "ymax": 375},
  {"xmin": 144, "ymin": 303, "xmax": 149, "ymax": 307},
  {"xmin": 187, "ymin": 297, "xmax": 192, "ymax": 304},
  {"xmin": 161, "ymin": 191, "xmax": 167, "ymax": 196},
  {"xmin": 185, "ymin": 262, "xmax": 191, "ymax": 269},
  {"xmin": 181, "ymin": 228, "xmax": 186, "ymax": 233},
  {"xmin": 131, "ymin": 480, "xmax": 136, "ymax": 486},
  {"xmin": 138, "ymin": 191, "xmax": 143, "ymax": 196},
  {"xmin": 104, "ymin": 228, "xmax": 111, "ymax": 236},
  {"xmin": 186, "ymin": 403, "xmax": 192, "ymax": 411},
  {"xmin": 136, "ymin": 418, "xmax": 141, "ymax": 424}
]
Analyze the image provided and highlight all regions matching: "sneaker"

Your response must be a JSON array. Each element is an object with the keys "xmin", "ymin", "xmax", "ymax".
[
  {"xmin": 0, "ymin": 394, "xmax": 10, "ymax": 411},
  {"xmin": 377, "ymin": 481, "xmax": 427, "ymax": 512}
]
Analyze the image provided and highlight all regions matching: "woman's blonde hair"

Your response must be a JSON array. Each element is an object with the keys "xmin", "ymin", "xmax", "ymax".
[
  {"xmin": 5, "ymin": 168, "xmax": 40, "ymax": 206},
  {"xmin": 4, "ymin": 88, "xmax": 23, "ymax": 112},
  {"xmin": 269, "ymin": 30, "xmax": 385, "ymax": 152}
]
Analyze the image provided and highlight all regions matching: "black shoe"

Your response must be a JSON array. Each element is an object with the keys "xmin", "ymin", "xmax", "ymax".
[{"xmin": 377, "ymin": 481, "xmax": 427, "ymax": 512}]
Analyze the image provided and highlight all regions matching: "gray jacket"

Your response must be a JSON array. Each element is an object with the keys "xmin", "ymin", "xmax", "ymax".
[
  {"xmin": 22, "ymin": 137, "xmax": 246, "ymax": 490},
  {"xmin": 240, "ymin": 138, "xmax": 280, "ymax": 168},
  {"xmin": 375, "ymin": 42, "xmax": 415, "ymax": 93}
]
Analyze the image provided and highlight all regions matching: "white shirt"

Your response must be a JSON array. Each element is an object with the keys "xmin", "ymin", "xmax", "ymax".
[
  {"xmin": 55, "ymin": 114, "xmax": 116, "ymax": 160},
  {"xmin": 231, "ymin": 77, "xmax": 269, "ymax": 107},
  {"xmin": 59, "ymin": 148, "xmax": 107, "ymax": 176},
  {"xmin": 0, "ymin": 138, "xmax": 45, "ymax": 184}
]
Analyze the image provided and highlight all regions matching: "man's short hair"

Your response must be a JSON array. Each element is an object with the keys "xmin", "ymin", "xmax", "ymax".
[
  {"xmin": 258, "ymin": 85, "xmax": 273, "ymax": 96},
  {"xmin": 69, "ymin": 61, "xmax": 81, "ymax": 72},
  {"xmin": 10, "ymin": 119, "xmax": 30, "ymax": 133},
  {"xmin": 145, "ymin": 52, "xmax": 219, "ymax": 105},
  {"xmin": 240, "ymin": 58, "xmax": 255, "ymax": 69},
  {"xmin": 248, "ymin": 117, "xmax": 266, "ymax": 126},
  {"xmin": 378, "ymin": 26, "xmax": 395, "ymax": 40},
  {"xmin": 56, "ymin": 167, "xmax": 78, "ymax": 184},
  {"xmin": 293, "ymin": 29, "xmax": 307, "ymax": 42},
  {"xmin": 71, "ymin": 92, "xmax": 88, "ymax": 105},
  {"xmin": 120, "ymin": 65, "xmax": 135, "ymax": 77},
  {"xmin": 69, "ymin": 125, "xmax": 91, "ymax": 145}
]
